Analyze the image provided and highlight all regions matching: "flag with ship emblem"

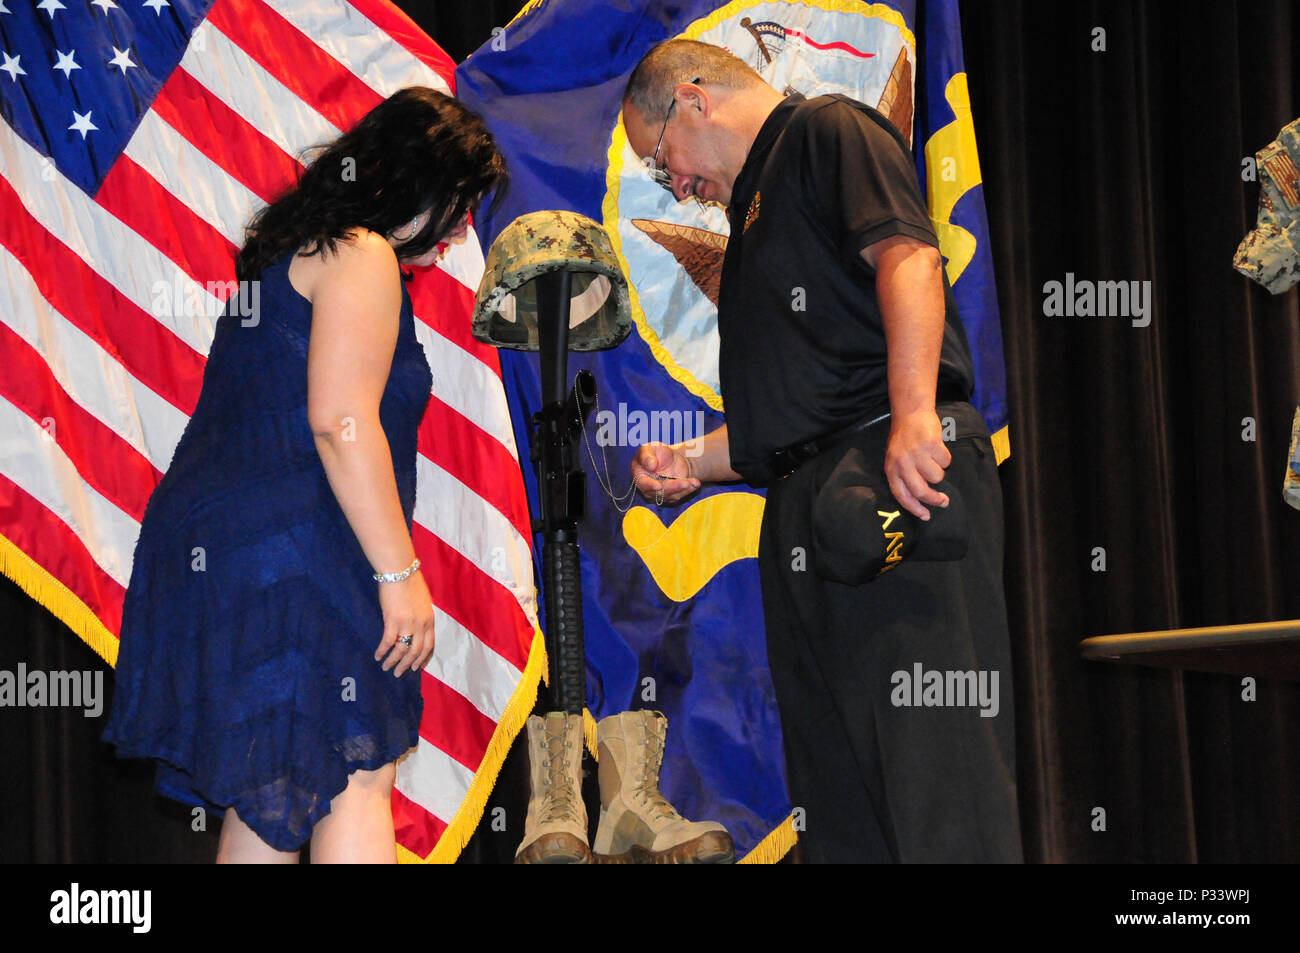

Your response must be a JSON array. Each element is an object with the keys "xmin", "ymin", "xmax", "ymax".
[{"xmin": 456, "ymin": 0, "xmax": 1008, "ymax": 862}]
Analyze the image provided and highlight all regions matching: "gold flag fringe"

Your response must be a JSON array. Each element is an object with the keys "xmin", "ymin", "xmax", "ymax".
[
  {"xmin": 0, "ymin": 531, "xmax": 118, "ymax": 667},
  {"xmin": 739, "ymin": 813, "xmax": 798, "ymax": 864},
  {"xmin": 992, "ymin": 424, "xmax": 1010, "ymax": 466}
]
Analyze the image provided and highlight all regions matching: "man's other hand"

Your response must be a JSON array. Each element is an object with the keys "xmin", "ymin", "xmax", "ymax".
[{"xmin": 884, "ymin": 409, "xmax": 952, "ymax": 520}]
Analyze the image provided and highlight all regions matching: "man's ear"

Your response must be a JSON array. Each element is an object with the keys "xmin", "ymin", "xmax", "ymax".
[{"xmin": 677, "ymin": 81, "xmax": 709, "ymax": 116}]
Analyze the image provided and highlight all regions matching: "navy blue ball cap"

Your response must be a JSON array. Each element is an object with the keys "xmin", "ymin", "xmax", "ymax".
[{"xmin": 811, "ymin": 448, "xmax": 968, "ymax": 585}]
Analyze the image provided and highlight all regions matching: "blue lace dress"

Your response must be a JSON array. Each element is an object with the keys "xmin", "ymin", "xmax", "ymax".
[{"xmin": 102, "ymin": 250, "xmax": 433, "ymax": 851}]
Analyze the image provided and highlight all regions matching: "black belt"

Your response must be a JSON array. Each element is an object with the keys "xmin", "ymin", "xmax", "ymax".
[{"xmin": 764, "ymin": 381, "xmax": 970, "ymax": 481}]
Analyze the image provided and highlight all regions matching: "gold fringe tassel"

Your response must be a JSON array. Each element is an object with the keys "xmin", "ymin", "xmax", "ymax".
[
  {"xmin": 991, "ymin": 424, "xmax": 1010, "ymax": 466},
  {"xmin": 738, "ymin": 813, "xmax": 799, "ymax": 864},
  {"xmin": 0, "ymin": 531, "xmax": 118, "ymax": 667},
  {"xmin": 505, "ymin": 0, "xmax": 550, "ymax": 29},
  {"xmin": 583, "ymin": 708, "xmax": 600, "ymax": 758}
]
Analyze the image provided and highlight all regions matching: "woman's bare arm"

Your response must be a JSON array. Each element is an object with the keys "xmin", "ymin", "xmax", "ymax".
[{"xmin": 297, "ymin": 230, "xmax": 434, "ymax": 676}]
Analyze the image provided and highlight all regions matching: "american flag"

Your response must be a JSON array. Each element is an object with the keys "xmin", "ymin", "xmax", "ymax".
[{"xmin": 0, "ymin": 0, "xmax": 541, "ymax": 861}]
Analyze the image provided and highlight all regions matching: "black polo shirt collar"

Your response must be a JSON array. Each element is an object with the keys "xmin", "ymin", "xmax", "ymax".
[{"xmin": 729, "ymin": 92, "xmax": 805, "ymax": 225}]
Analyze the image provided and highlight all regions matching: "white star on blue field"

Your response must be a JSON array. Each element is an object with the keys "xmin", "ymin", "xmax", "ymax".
[{"xmin": 0, "ymin": 0, "xmax": 208, "ymax": 195}]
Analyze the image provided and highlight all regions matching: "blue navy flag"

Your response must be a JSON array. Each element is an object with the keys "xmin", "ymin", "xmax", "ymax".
[{"xmin": 457, "ymin": 0, "xmax": 1008, "ymax": 861}]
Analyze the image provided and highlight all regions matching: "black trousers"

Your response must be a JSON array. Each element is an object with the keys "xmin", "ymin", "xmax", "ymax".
[{"xmin": 757, "ymin": 401, "xmax": 1022, "ymax": 863}]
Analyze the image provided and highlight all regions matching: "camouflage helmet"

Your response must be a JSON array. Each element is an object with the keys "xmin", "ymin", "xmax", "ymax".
[
  {"xmin": 1234, "ymin": 117, "xmax": 1300, "ymax": 295},
  {"xmin": 472, "ymin": 209, "xmax": 632, "ymax": 351}
]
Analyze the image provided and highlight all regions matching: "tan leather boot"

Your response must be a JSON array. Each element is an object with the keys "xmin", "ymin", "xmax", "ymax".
[
  {"xmin": 592, "ymin": 710, "xmax": 734, "ymax": 863},
  {"xmin": 514, "ymin": 712, "xmax": 591, "ymax": 864}
]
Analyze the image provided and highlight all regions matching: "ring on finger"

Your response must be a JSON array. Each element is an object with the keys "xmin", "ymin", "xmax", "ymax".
[{"xmin": 397, "ymin": 634, "xmax": 413, "ymax": 648}]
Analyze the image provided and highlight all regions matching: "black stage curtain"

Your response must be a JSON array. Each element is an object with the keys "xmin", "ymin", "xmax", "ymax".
[
  {"xmin": 2, "ymin": 0, "xmax": 1298, "ymax": 863},
  {"xmin": 959, "ymin": 0, "xmax": 1300, "ymax": 862}
]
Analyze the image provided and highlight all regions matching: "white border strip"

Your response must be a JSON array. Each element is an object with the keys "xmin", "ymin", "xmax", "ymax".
[
  {"xmin": 0, "ymin": 117, "xmax": 219, "ymax": 355},
  {"xmin": 427, "ymin": 606, "xmax": 524, "ymax": 724},
  {"xmin": 124, "ymin": 110, "xmax": 265, "ymax": 247},
  {"xmin": 0, "ymin": 394, "xmax": 140, "ymax": 587},
  {"xmin": 180, "ymin": 24, "xmax": 339, "ymax": 163},
  {"xmin": 413, "ymin": 321, "xmax": 521, "ymax": 461},
  {"xmin": 414, "ymin": 454, "xmax": 536, "ymax": 622},
  {"xmin": 395, "ymin": 735, "xmax": 474, "ymax": 823},
  {"xmin": 271, "ymin": 0, "xmax": 453, "ymax": 98},
  {"xmin": 0, "ymin": 245, "xmax": 189, "ymax": 469}
]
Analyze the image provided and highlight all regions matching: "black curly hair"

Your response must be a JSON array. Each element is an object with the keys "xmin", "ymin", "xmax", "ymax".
[{"xmin": 235, "ymin": 86, "xmax": 508, "ymax": 282}]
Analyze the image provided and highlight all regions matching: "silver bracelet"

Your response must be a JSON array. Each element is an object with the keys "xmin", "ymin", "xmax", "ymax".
[{"xmin": 373, "ymin": 557, "xmax": 420, "ymax": 583}]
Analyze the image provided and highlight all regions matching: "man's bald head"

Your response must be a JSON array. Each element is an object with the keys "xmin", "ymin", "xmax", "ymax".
[
  {"xmin": 621, "ymin": 39, "xmax": 784, "ymax": 206},
  {"xmin": 622, "ymin": 39, "xmax": 769, "ymax": 124}
]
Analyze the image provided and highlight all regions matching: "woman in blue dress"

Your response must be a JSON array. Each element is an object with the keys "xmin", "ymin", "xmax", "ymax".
[{"xmin": 102, "ymin": 87, "xmax": 508, "ymax": 862}]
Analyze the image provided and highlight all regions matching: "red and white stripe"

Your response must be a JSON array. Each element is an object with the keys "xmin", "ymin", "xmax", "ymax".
[{"xmin": 0, "ymin": 0, "xmax": 537, "ymax": 861}]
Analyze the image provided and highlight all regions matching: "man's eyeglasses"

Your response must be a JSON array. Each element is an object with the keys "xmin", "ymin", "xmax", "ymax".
[{"xmin": 645, "ymin": 77, "xmax": 700, "ymax": 195}]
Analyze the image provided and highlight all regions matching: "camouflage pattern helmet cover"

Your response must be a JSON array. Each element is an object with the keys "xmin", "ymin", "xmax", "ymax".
[
  {"xmin": 472, "ymin": 209, "xmax": 633, "ymax": 350},
  {"xmin": 1234, "ymin": 117, "xmax": 1300, "ymax": 295}
]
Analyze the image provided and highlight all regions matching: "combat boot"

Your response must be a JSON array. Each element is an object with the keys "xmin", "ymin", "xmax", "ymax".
[
  {"xmin": 592, "ymin": 709, "xmax": 734, "ymax": 864},
  {"xmin": 514, "ymin": 711, "xmax": 591, "ymax": 864}
]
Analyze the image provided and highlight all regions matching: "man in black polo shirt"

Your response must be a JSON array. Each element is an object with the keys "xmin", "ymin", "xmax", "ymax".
[{"xmin": 623, "ymin": 39, "xmax": 1021, "ymax": 862}]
